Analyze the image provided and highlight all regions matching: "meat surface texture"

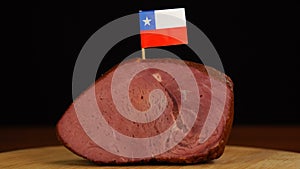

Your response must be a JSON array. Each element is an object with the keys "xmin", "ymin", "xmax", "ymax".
[{"xmin": 56, "ymin": 58, "xmax": 234, "ymax": 164}]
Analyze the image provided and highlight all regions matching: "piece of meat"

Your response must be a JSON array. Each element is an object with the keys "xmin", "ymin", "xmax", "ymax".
[{"xmin": 56, "ymin": 58, "xmax": 234, "ymax": 164}]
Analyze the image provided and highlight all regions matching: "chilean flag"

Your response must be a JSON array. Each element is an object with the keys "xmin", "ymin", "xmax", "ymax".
[{"xmin": 139, "ymin": 8, "xmax": 188, "ymax": 48}]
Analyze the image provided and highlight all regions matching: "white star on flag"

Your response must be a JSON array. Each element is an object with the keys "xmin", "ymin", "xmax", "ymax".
[{"xmin": 143, "ymin": 17, "xmax": 151, "ymax": 26}]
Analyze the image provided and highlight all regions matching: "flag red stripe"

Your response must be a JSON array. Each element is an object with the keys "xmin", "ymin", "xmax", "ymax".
[{"xmin": 140, "ymin": 27, "xmax": 188, "ymax": 48}]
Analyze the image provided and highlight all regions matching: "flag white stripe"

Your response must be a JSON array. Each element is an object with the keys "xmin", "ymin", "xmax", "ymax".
[{"xmin": 154, "ymin": 8, "xmax": 186, "ymax": 29}]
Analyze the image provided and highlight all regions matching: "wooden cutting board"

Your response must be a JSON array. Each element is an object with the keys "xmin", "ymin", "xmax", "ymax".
[{"xmin": 1, "ymin": 145, "xmax": 299, "ymax": 169}]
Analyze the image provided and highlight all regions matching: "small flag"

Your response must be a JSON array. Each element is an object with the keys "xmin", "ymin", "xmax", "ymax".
[{"xmin": 139, "ymin": 8, "xmax": 188, "ymax": 48}]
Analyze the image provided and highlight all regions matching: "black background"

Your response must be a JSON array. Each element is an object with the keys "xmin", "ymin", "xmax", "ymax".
[{"xmin": 1, "ymin": 1, "xmax": 299, "ymax": 126}]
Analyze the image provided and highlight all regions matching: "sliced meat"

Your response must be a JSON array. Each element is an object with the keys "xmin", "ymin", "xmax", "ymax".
[{"xmin": 56, "ymin": 58, "xmax": 234, "ymax": 164}]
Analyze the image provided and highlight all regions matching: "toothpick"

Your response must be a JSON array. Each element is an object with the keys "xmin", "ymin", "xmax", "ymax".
[{"xmin": 142, "ymin": 48, "xmax": 146, "ymax": 60}]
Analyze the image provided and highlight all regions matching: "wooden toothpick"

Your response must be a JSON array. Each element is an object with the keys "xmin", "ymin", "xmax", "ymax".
[{"xmin": 142, "ymin": 48, "xmax": 146, "ymax": 60}]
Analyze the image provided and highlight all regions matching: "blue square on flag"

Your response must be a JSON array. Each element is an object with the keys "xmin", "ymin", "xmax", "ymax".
[{"xmin": 139, "ymin": 10, "xmax": 156, "ymax": 30}]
